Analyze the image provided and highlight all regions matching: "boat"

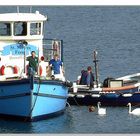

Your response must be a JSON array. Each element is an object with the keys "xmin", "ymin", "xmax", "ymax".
[
  {"xmin": 68, "ymin": 51, "xmax": 140, "ymax": 106},
  {"xmin": 0, "ymin": 10, "xmax": 70, "ymax": 121}
]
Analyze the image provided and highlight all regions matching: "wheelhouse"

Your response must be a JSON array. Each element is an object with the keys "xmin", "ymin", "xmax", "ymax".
[{"xmin": 0, "ymin": 11, "xmax": 46, "ymax": 40}]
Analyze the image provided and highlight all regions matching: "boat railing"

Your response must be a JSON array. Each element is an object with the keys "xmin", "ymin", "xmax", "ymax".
[
  {"xmin": 43, "ymin": 38, "xmax": 63, "ymax": 62},
  {"xmin": 42, "ymin": 39, "xmax": 65, "ymax": 80}
]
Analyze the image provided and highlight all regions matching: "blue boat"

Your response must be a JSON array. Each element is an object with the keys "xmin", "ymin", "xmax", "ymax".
[
  {"xmin": 0, "ymin": 10, "xmax": 69, "ymax": 121},
  {"xmin": 68, "ymin": 51, "xmax": 140, "ymax": 106}
]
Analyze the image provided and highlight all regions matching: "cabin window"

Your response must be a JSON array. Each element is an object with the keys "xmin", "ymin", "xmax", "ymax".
[
  {"xmin": 30, "ymin": 23, "xmax": 41, "ymax": 35},
  {"xmin": 14, "ymin": 22, "xmax": 27, "ymax": 36},
  {"xmin": 0, "ymin": 23, "xmax": 11, "ymax": 36}
]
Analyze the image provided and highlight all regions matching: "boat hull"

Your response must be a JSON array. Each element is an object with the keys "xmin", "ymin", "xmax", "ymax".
[
  {"xmin": 68, "ymin": 86, "xmax": 140, "ymax": 106},
  {"xmin": 0, "ymin": 78, "xmax": 68, "ymax": 121},
  {"xmin": 68, "ymin": 93, "xmax": 140, "ymax": 106}
]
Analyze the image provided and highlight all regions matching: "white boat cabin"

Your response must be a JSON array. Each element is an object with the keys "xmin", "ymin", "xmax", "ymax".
[{"xmin": 0, "ymin": 11, "xmax": 63, "ymax": 80}]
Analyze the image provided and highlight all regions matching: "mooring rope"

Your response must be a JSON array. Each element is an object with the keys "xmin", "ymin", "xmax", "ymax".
[{"xmin": 24, "ymin": 76, "xmax": 41, "ymax": 122}]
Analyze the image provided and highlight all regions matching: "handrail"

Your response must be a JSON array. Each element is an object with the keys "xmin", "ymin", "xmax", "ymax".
[{"xmin": 42, "ymin": 39, "xmax": 63, "ymax": 62}]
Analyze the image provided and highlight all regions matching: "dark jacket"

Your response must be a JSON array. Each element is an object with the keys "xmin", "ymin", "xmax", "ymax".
[{"xmin": 79, "ymin": 70, "xmax": 94, "ymax": 86}]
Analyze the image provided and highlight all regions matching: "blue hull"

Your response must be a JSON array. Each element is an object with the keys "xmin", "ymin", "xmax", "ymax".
[{"xmin": 0, "ymin": 78, "xmax": 68, "ymax": 121}]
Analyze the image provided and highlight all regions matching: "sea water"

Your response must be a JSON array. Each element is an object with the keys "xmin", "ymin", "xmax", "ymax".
[{"xmin": 0, "ymin": 6, "xmax": 140, "ymax": 134}]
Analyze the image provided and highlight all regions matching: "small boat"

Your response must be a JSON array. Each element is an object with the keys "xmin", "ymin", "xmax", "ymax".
[
  {"xmin": 0, "ymin": 10, "xmax": 70, "ymax": 121},
  {"xmin": 68, "ymin": 51, "xmax": 140, "ymax": 106}
]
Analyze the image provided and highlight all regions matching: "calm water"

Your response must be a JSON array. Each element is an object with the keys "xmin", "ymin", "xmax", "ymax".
[
  {"xmin": 1, "ymin": 6, "xmax": 140, "ymax": 134},
  {"xmin": 1, "ymin": 106, "xmax": 140, "ymax": 134}
]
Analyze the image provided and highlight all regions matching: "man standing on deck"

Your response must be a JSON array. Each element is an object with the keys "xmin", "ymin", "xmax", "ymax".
[
  {"xmin": 86, "ymin": 66, "xmax": 95, "ymax": 88},
  {"xmin": 79, "ymin": 66, "xmax": 95, "ymax": 88},
  {"xmin": 49, "ymin": 54, "xmax": 64, "ymax": 75},
  {"xmin": 26, "ymin": 51, "xmax": 39, "ymax": 76}
]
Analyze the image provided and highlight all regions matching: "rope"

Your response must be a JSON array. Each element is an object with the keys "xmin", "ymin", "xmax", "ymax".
[
  {"xmin": 66, "ymin": 102, "xmax": 71, "ymax": 108},
  {"xmin": 72, "ymin": 96, "xmax": 80, "ymax": 106},
  {"xmin": 24, "ymin": 77, "xmax": 41, "ymax": 121}
]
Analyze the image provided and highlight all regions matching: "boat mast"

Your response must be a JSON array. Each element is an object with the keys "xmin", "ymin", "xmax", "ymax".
[{"xmin": 93, "ymin": 50, "xmax": 99, "ymax": 87}]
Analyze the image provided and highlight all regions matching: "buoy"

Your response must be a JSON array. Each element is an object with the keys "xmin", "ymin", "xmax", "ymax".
[
  {"xmin": 88, "ymin": 106, "xmax": 95, "ymax": 112},
  {"xmin": 122, "ymin": 93, "xmax": 132, "ymax": 97},
  {"xmin": 91, "ymin": 94, "xmax": 101, "ymax": 98},
  {"xmin": 73, "ymin": 82, "xmax": 78, "ymax": 93},
  {"xmin": 68, "ymin": 94, "xmax": 75, "ymax": 97},
  {"xmin": 76, "ymin": 94, "xmax": 85, "ymax": 98}
]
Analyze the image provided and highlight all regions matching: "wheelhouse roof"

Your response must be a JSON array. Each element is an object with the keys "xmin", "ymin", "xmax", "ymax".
[{"xmin": 0, "ymin": 11, "xmax": 47, "ymax": 22}]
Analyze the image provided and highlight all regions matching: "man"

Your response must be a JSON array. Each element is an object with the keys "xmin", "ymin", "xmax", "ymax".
[
  {"xmin": 26, "ymin": 51, "xmax": 38, "ymax": 75},
  {"xmin": 86, "ymin": 66, "xmax": 95, "ymax": 88},
  {"xmin": 79, "ymin": 66, "xmax": 95, "ymax": 87},
  {"xmin": 49, "ymin": 54, "xmax": 63, "ymax": 75},
  {"xmin": 79, "ymin": 70, "xmax": 87, "ymax": 85}
]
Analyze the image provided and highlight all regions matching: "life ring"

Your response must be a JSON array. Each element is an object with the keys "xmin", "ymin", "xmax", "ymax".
[
  {"xmin": 26, "ymin": 65, "xmax": 29, "ymax": 75},
  {"xmin": 13, "ymin": 66, "xmax": 18, "ymax": 74},
  {"xmin": 0, "ymin": 65, "xmax": 5, "ymax": 75},
  {"xmin": 39, "ymin": 66, "xmax": 43, "ymax": 76},
  {"xmin": 0, "ymin": 65, "xmax": 18, "ymax": 75}
]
